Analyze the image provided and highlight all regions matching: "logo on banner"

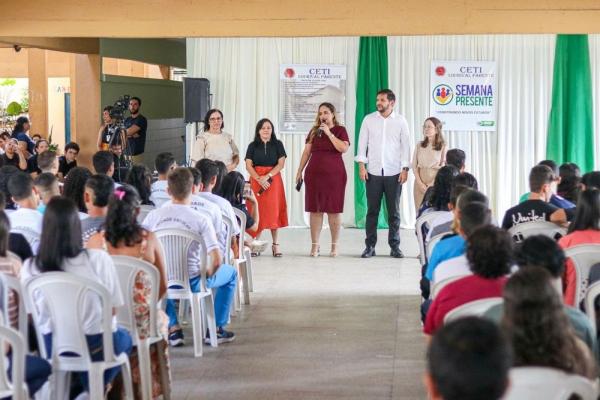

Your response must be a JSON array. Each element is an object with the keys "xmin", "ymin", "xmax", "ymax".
[
  {"xmin": 433, "ymin": 84, "xmax": 453, "ymax": 105},
  {"xmin": 435, "ymin": 66, "xmax": 446, "ymax": 76},
  {"xmin": 284, "ymin": 68, "xmax": 295, "ymax": 78}
]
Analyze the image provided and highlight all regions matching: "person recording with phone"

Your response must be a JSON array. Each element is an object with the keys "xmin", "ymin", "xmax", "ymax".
[{"xmin": 295, "ymin": 102, "xmax": 349, "ymax": 257}]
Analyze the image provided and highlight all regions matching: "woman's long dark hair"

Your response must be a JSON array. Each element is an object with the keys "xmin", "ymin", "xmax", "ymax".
[
  {"xmin": 63, "ymin": 167, "xmax": 92, "ymax": 213},
  {"xmin": 105, "ymin": 184, "xmax": 144, "ymax": 248},
  {"xmin": 0, "ymin": 211, "xmax": 10, "ymax": 257},
  {"xmin": 220, "ymin": 171, "xmax": 245, "ymax": 206},
  {"xmin": 11, "ymin": 116, "xmax": 29, "ymax": 136},
  {"xmin": 124, "ymin": 165, "xmax": 153, "ymax": 205},
  {"xmin": 501, "ymin": 266, "xmax": 595, "ymax": 378},
  {"xmin": 567, "ymin": 189, "xmax": 600, "ymax": 233},
  {"xmin": 202, "ymin": 109, "xmax": 224, "ymax": 132},
  {"xmin": 253, "ymin": 118, "xmax": 277, "ymax": 144},
  {"xmin": 429, "ymin": 165, "xmax": 459, "ymax": 210},
  {"xmin": 35, "ymin": 197, "xmax": 83, "ymax": 272}
]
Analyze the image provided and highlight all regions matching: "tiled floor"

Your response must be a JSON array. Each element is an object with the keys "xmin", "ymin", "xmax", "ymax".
[{"xmin": 169, "ymin": 228, "xmax": 427, "ymax": 400}]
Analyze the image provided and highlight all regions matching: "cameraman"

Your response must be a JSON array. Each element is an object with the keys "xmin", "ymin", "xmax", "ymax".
[
  {"xmin": 97, "ymin": 106, "xmax": 126, "ymax": 151},
  {"xmin": 124, "ymin": 96, "xmax": 148, "ymax": 163}
]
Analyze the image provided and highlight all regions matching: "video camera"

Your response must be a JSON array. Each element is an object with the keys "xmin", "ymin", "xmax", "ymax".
[{"xmin": 109, "ymin": 94, "xmax": 131, "ymax": 121}]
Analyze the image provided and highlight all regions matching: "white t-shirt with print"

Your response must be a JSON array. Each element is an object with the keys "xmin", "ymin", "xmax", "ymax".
[
  {"xmin": 197, "ymin": 192, "xmax": 240, "ymax": 236},
  {"xmin": 149, "ymin": 180, "xmax": 170, "ymax": 208},
  {"xmin": 21, "ymin": 249, "xmax": 124, "ymax": 335},
  {"xmin": 142, "ymin": 203, "xmax": 219, "ymax": 278}
]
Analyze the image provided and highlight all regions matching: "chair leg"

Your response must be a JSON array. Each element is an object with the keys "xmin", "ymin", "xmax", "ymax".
[
  {"xmin": 202, "ymin": 294, "xmax": 219, "ymax": 348},
  {"xmin": 88, "ymin": 365, "xmax": 104, "ymax": 400},
  {"xmin": 120, "ymin": 358, "xmax": 135, "ymax": 400},
  {"xmin": 232, "ymin": 260, "xmax": 242, "ymax": 312},
  {"xmin": 239, "ymin": 259, "xmax": 251, "ymax": 305},
  {"xmin": 178, "ymin": 299, "xmax": 188, "ymax": 325},
  {"xmin": 156, "ymin": 340, "xmax": 171, "ymax": 400},
  {"xmin": 244, "ymin": 247, "xmax": 254, "ymax": 292},
  {"xmin": 137, "ymin": 340, "xmax": 153, "ymax": 400},
  {"xmin": 190, "ymin": 295, "xmax": 204, "ymax": 357},
  {"xmin": 52, "ymin": 370, "xmax": 70, "ymax": 400}
]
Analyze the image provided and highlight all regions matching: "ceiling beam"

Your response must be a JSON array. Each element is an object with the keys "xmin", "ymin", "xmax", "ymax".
[{"xmin": 0, "ymin": 37, "xmax": 99, "ymax": 54}]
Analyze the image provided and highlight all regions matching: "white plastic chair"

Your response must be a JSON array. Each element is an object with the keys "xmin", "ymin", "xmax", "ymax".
[
  {"xmin": 23, "ymin": 272, "xmax": 134, "ymax": 400},
  {"xmin": 426, "ymin": 232, "xmax": 447, "ymax": 262},
  {"xmin": 233, "ymin": 207, "xmax": 253, "ymax": 294},
  {"xmin": 222, "ymin": 214, "xmax": 250, "ymax": 310},
  {"xmin": 503, "ymin": 367, "xmax": 598, "ymax": 400},
  {"xmin": 11, "ymin": 227, "xmax": 40, "ymax": 254},
  {"xmin": 430, "ymin": 274, "xmax": 470, "ymax": 299},
  {"xmin": 137, "ymin": 205, "xmax": 155, "ymax": 224},
  {"xmin": 0, "ymin": 273, "xmax": 28, "ymax": 341},
  {"xmin": 0, "ymin": 323, "xmax": 28, "ymax": 400},
  {"xmin": 154, "ymin": 228, "xmax": 218, "ymax": 357},
  {"xmin": 415, "ymin": 211, "xmax": 448, "ymax": 265},
  {"xmin": 111, "ymin": 255, "xmax": 171, "ymax": 400},
  {"xmin": 443, "ymin": 297, "xmax": 503, "ymax": 324},
  {"xmin": 507, "ymin": 221, "xmax": 567, "ymax": 243},
  {"xmin": 565, "ymin": 244, "xmax": 600, "ymax": 306},
  {"xmin": 584, "ymin": 281, "xmax": 600, "ymax": 333}
]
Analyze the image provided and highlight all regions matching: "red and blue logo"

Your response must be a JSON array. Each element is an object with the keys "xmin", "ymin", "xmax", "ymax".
[{"xmin": 433, "ymin": 84, "xmax": 453, "ymax": 105}]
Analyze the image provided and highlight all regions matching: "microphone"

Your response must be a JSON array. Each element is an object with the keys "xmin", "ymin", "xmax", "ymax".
[{"xmin": 317, "ymin": 119, "xmax": 327, "ymax": 137}]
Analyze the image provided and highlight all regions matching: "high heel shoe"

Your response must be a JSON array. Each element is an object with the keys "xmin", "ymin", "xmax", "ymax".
[
  {"xmin": 310, "ymin": 243, "xmax": 320, "ymax": 257},
  {"xmin": 330, "ymin": 243, "xmax": 338, "ymax": 257},
  {"xmin": 272, "ymin": 243, "xmax": 283, "ymax": 257}
]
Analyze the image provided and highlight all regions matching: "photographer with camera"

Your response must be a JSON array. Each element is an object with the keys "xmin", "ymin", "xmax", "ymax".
[
  {"xmin": 97, "ymin": 106, "xmax": 126, "ymax": 151},
  {"xmin": 124, "ymin": 96, "xmax": 147, "ymax": 163}
]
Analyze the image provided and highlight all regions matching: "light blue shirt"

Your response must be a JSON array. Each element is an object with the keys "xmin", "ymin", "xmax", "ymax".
[{"xmin": 425, "ymin": 235, "xmax": 466, "ymax": 281}]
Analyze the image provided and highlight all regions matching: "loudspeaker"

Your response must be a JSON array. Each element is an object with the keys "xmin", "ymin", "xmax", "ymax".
[{"xmin": 183, "ymin": 78, "xmax": 210, "ymax": 123}]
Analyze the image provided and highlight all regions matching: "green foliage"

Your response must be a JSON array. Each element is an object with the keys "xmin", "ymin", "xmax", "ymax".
[
  {"xmin": 5, "ymin": 102, "xmax": 22, "ymax": 116},
  {"xmin": 0, "ymin": 79, "xmax": 16, "ymax": 87}
]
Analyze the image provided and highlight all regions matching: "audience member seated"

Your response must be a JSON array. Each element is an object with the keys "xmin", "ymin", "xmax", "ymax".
[
  {"xmin": 7, "ymin": 172, "xmax": 43, "ymax": 250},
  {"xmin": 57, "ymin": 142, "xmax": 79, "ymax": 181},
  {"xmin": 427, "ymin": 188, "xmax": 487, "ymax": 242},
  {"xmin": 150, "ymin": 152, "xmax": 176, "ymax": 207},
  {"xmin": 0, "ymin": 166, "xmax": 19, "ymax": 211},
  {"xmin": 519, "ymin": 160, "xmax": 575, "ymax": 209},
  {"xmin": 142, "ymin": 167, "xmax": 238, "ymax": 346},
  {"xmin": 63, "ymin": 167, "xmax": 92, "ymax": 215},
  {"xmin": 444, "ymin": 148, "xmax": 466, "ymax": 173},
  {"xmin": 502, "ymin": 165, "xmax": 569, "ymax": 231},
  {"xmin": 86, "ymin": 184, "xmax": 170, "ymax": 398},
  {"xmin": 417, "ymin": 165, "xmax": 459, "ymax": 218},
  {"xmin": 92, "ymin": 151, "xmax": 117, "ymax": 185},
  {"xmin": 81, "ymin": 174, "xmax": 113, "ymax": 244},
  {"xmin": 1, "ymin": 138, "xmax": 27, "ymax": 171},
  {"xmin": 124, "ymin": 164, "xmax": 154, "ymax": 206},
  {"xmin": 36, "ymin": 150, "xmax": 59, "ymax": 176},
  {"xmin": 483, "ymin": 235, "xmax": 598, "ymax": 357},
  {"xmin": 558, "ymin": 189, "xmax": 600, "ymax": 306},
  {"xmin": 500, "ymin": 266, "xmax": 597, "ymax": 380},
  {"xmin": 26, "ymin": 139, "xmax": 49, "ymax": 177},
  {"xmin": 581, "ymin": 171, "xmax": 600, "ymax": 191},
  {"xmin": 0, "ymin": 193, "xmax": 33, "ymax": 261},
  {"xmin": 21, "ymin": 197, "xmax": 132, "ymax": 396},
  {"xmin": 0, "ymin": 210, "xmax": 23, "ymax": 328},
  {"xmin": 220, "ymin": 171, "xmax": 259, "ymax": 233},
  {"xmin": 557, "ymin": 162, "xmax": 581, "ymax": 204},
  {"xmin": 11, "ymin": 117, "xmax": 35, "ymax": 156},
  {"xmin": 425, "ymin": 317, "xmax": 510, "ymax": 400},
  {"xmin": 110, "ymin": 142, "xmax": 128, "ymax": 183},
  {"xmin": 34, "ymin": 173, "xmax": 60, "ymax": 213},
  {"xmin": 424, "ymin": 226, "xmax": 512, "ymax": 335}
]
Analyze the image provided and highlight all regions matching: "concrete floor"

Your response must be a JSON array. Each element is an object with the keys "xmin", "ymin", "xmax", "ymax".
[{"xmin": 169, "ymin": 228, "xmax": 427, "ymax": 400}]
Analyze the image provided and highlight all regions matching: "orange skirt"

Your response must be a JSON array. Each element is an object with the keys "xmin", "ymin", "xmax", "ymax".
[{"xmin": 247, "ymin": 166, "xmax": 288, "ymax": 237}]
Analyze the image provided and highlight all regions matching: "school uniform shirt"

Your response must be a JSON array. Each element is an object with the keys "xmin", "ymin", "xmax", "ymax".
[
  {"xmin": 424, "ymin": 275, "xmax": 507, "ymax": 335},
  {"xmin": 21, "ymin": 249, "xmax": 124, "ymax": 335},
  {"xmin": 9, "ymin": 208, "xmax": 43, "ymax": 253},
  {"xmin": 197, "ymin": 192, "xmax": 241, "ymax": 236},
  {"xmin": 142, "ymin": 203, "xmax": 220, "ymax": 278},
  {"xmin": 501, "ymin": 199, "xmax": 559, "ymax": 230},
  {"xmin": 149, "ymin": 180, "xmax": 170, "ymax": 208}
]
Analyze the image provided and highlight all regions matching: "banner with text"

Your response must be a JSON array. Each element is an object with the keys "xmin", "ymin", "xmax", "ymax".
[
  {"xmin": 279, "ymin": 64, "xmax": 346, "ymax": 134},
  {"xmin": 430, "ymin": 61, "xmax": 497, "ymax": 131}
]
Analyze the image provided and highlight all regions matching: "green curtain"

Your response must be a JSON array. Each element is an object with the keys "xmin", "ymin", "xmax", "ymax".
[
  {"xmin": 547, "ymin": 34, "xmax": 595, "ymax": 172},
  {"xmin": 354, "ymin": 36, "xmax": 389, "ymax": 228}
]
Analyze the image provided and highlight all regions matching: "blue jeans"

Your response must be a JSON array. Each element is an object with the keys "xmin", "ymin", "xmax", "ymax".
[
  {"xmin": 3, "ymin": 354, "xmax": 52, "ymax": 399},
  {"xmin": 166, "ymin": 264, "xmax": 237, "ymax": 329},
  {"xmin": 43, "ymin": 327, "xmax": 132, "ymax": 390}
]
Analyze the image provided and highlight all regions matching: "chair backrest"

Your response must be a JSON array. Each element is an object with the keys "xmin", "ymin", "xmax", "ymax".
[
  {"xmin": 23, "ymin": 272, "xmax": 115, "ymax": 364},
  {"xmin": 507, "ymin": 221, "xmax": 567, "ymax": 243},
  {"xmin": 137, "ymin": 205, "xmax": 155, "ymax": 224},
  {"xmin": 111, "ymin": 255, "xmax": 161, "ymax": 341},
  {"xmin": 426, "ymin": 233, "xmax": 447, "ymax": 262},
  {"xmin": 443, "ymin": 297, "xmax": 503, "ymax": 324},
  {"xmin": 0, "ymin": 323, "xmax": 28, "ymax": 400},
  {"xmin": 221, "ymin": 214, "xmax": 235, "ymax": 265},
  {"xmin": 431, "ymin": 274, "xmax": 470, "ymax": 299},
  {"xmin": 154, "ymin": 228, "xmax": 209, "ymax": 292},
  {"xmin": 584, "ymin": 281, "xmax": 600, "ymax": 333},
  {"xmin": 0, "ymin": 273, "xmax": 28, "ymax": 340},
  {"xmin": 504, "ymin": 367, "xmax": 598, "ymax": 400},
  {"xmin": 415, "ymin": 211, "xmax": 448, "ymax": 265},
  {"xmin": 232, "ymin": 208, "xmax": 247, "ymax": 247},
  {"xmin": 565, "ymin": 244, "xmax": 600, "ymax": 306},
  {"xmin": 11, "ymin": 227, "xmax": 40, "ymax": 253}
]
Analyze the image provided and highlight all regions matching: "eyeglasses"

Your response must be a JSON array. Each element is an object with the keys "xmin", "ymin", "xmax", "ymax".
[{"xmin": 209, "ymin": 117, "xmax": 222, "ymax": 122}]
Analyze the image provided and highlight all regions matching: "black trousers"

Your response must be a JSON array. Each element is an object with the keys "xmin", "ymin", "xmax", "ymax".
[{"xmin": 365, "ymin": 173, "xmax": 402, "ymax": 249}]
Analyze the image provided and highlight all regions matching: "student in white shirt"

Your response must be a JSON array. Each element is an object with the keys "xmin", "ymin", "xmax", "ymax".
[
  {"xmin": 7, "ymin": 171, "xmax": 43, "ymax": 251},
  {"xmin": 143, "ymin": 167, "xmax": 237, "ymax": 346},
  {"xmin": 150, "ymin": 152, "xmax": 176, "ymax": 207},
  {"xmin": 92, "ymin": 150, "xmax": 119, "ymax": 188},
  {"xmin": 21, "ymin": 197, "xmax": 131, "ymax": 395},
  {"xmin": 355, "ymin": 89, "xmax": 411, "ymax": 259}
]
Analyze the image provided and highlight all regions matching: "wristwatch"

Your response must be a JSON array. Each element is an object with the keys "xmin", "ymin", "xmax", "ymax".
[
  {"xmin": 402, "ymin": 167, "xmax": 409, "ymax": 172},
  {"xmin": 267, "ymin": 172, "xmax": 273, "ymax": 178}
]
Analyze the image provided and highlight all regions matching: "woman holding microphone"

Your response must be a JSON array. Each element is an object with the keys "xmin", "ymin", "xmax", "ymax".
[
  {"xmin": 296, "ymin": 103, "xmax": 350, "ymax": 257},
  {"xmin": 245, "ymin": 118, "xmax": 288, "ymax": 257}
]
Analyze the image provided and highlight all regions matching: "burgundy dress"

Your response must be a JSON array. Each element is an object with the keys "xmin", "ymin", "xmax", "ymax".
[{"xmin": 304, "ymin": 126, "xmax": 349, "ymax": 213}]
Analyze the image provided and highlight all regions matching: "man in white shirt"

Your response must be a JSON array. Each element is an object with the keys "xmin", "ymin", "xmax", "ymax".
[
  {"xmin": 356, "ymin": 89, "xmax": 411, "ymax": 258},
  {"xmin": 7, "ymin": 171, "xmax": 43, "ymax": 252},
  {"xmin": 150, "ymin": 152, "xmax": 176, "ymax": 207},
  {"xmin": 143, "ymin": 167, "xmax": 237, "ymax": 346}
]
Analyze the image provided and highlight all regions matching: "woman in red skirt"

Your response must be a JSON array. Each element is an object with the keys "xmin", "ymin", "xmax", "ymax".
[
  {"xmin": 245, "ymin": 118, "xmax": 288, "ymax": 257},
  {"xmin": 295, "ymin": 103, "xmax": 350, "ymax": 257}
]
